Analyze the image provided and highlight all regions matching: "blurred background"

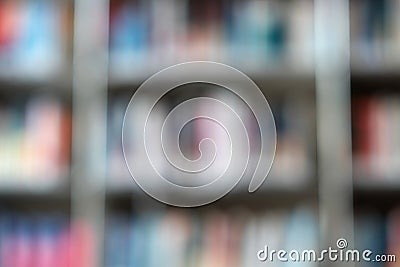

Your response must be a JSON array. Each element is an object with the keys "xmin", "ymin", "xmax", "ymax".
[{"xmin": 0, "ymin": 0, "xmax": 399, "ymax": 266}]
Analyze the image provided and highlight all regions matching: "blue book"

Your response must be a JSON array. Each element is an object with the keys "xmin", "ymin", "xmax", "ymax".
[
  {"xmin": 355, "ymin": 213, "xmax": 386, "ymax": 267},
  {"xmin": 106, "ymin": 214, "xmax": 131, "ymax": 267}
]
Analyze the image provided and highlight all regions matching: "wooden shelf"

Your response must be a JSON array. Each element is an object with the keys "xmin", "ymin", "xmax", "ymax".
[
  {"xmin": 0, "ymin": 181, "xmax": 69, "ymax": 198},
  {"xmin": 108, "ymin": 64, "xmax": 315, "ymax": 90},
  {"xmin": 353, "ymin": 178, "xmax": 400, "ymax": 192},
  {"xmin": 106, "ymin": 179, "xmax": 316, "ymax": 198},
  {"xmin": 0, "ymin": 77, "xmax": 72, "ymax": 92}
]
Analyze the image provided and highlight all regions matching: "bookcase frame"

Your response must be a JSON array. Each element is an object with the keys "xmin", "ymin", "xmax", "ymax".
[{"xmin": 0, "ymin": 0, "xmax": 375, "ymax": 266}]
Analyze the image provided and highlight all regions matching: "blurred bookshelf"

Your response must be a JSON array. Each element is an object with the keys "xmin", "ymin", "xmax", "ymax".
[
  {"xmin": 0, "ymin": 1, "xmax": 74, "ymax": 265},
  {"xmin": 104, "ymin": 206, "xmax": 318, "ymax": 267},
  {"xmin": 0, "ymin": 0, "xmax": 74, "ymax": 84},
  {"xmin": 2, "ymin": 0, "xmax": 400, "ymax": 266},
  {"xmin": 107, "ymin": 0, "xmax": 314, "ymax": 84},
  {"xmin": 0, "ymin": 0, "xmax": 73, "ymax": 197},
  {"xmin": 350, "ymin": 0, "xmax": 400, "ymax": 75},
  {"xmin": 0, "ymin": 213, "xmax": 94, "ymax": 267},
  {"xmin": 106, "ymin": 87, "xmax": 316, "ymax": 195},
  {"xmin": 350, "ymin": 0, "xmax": 400, "ymax": 262}
]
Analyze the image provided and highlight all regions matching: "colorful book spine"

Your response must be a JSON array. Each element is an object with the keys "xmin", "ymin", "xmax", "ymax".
[
  {"xmin": 353, "ymin": 95, "xmax": 400, "ymax": 179},
  {"xmin": 105, "ymin": 207, "xmax": 317, "ymax": 267},
  {"xmin": 0, "ymin": 97, "xmax": 71, "ymax": 187},
  {"xmin": 0, "ymin": 0, "xmax": 67, "ymax": 78},
  {"xmin": 0, "ymin": 214, "xmax": 93, "ymax": 267}
]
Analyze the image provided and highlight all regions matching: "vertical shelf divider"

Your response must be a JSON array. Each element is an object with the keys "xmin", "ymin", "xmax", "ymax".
[
  {"xmin": 315, "ymin": 0, "xmax": 354, "ymax": 259},
  {"xmin": 71, "ymin": 0, "xmax": 110, "ymax": 266}
]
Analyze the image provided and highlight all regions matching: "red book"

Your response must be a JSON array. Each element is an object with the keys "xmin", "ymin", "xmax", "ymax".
[
  {"xmin": 0, "ymin": 1, "xmax": 20, "ymax": 48},
  {"xmin": 68, "ymin": 221, "xmax": 94, "ymax": 267},
  {"xmin": 353, "ymin": 96, "xmax": 372, "ymax": 164}
]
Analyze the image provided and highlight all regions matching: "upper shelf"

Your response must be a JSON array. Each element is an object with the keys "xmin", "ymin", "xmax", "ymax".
[
  {"xmin": 354, "ymin": 179, "xmax": 400, "ymax": 192},
  {"xmin": 108, "ymin": 61, "xmax": 316, "ymax": 94},
  {"xmin": 0, "ymin": 69, "xmax": 72, "ymax": 92},
  {"xmin": 0, "ymin": 179, "xmax": 69, "ymax": 199}
]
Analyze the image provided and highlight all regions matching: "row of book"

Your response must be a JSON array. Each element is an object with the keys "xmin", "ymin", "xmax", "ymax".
[
  {"xmin": 352, "ymin": 95, "xmax": 400, "ymax": 180},
  {"xmin": 350, "ymin": 0, "xmax": 400, "ymax": 66},
  {"xmin": 109, "ymin": 0, "xmax": 314, "ymax": 77},
  {"xmin": 355, "ymin": 208, "xmax": 400, "ymax": 267},
  {"xmin": 106, "ymin": 206, "xmax": 318, "ymax": 267},
  {"xmin": 0, "ymin": 208, "xmax": 397, "ymax": 267},
  {"xmin": 107, "ymin": 91, "xmax": 314, "ymax": 189},
  {"xmin": 0, "ymin": 214, "xmax": 93, "ymax": 267},
  {"xmin": 0, "ymin": 0, "xmax": 71, "ymax": 79},
  {"xmin": 2, "ymin": 0, "xmax": 399, "ymax": 79},
  {"xmin": 0, "ymin": 96, "xmax": 70, "ymax": 188}
]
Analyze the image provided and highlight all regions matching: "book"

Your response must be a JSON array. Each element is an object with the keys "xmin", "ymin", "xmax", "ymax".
[
  {"xmin": 353, "ymin": 95, "xmax": 400, "ymax": 180},
  {"xmin": 0, "ymin": 0, "xmax": 66, "ymax": 79},
  {"xmin": 108, "ymin": 0, "xmax": 314, "ymax": 73},
  {"xmin": 355, "ymin": 212, "xmax": 386, "ymax": 267},
  {"xmin": 0, "ymin": 96, "xmax": 70, "ymax": 189},
  {"xmin": 0, "ymin": 213, "xmax": 93, "ymax": 267},
  {"xmin": 107, "ymin": 87, "xmax": 313, "ymax": 189},
  {"xmin": 105, "ymin": 207, "xmax": 317, "ymax": 267}
]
